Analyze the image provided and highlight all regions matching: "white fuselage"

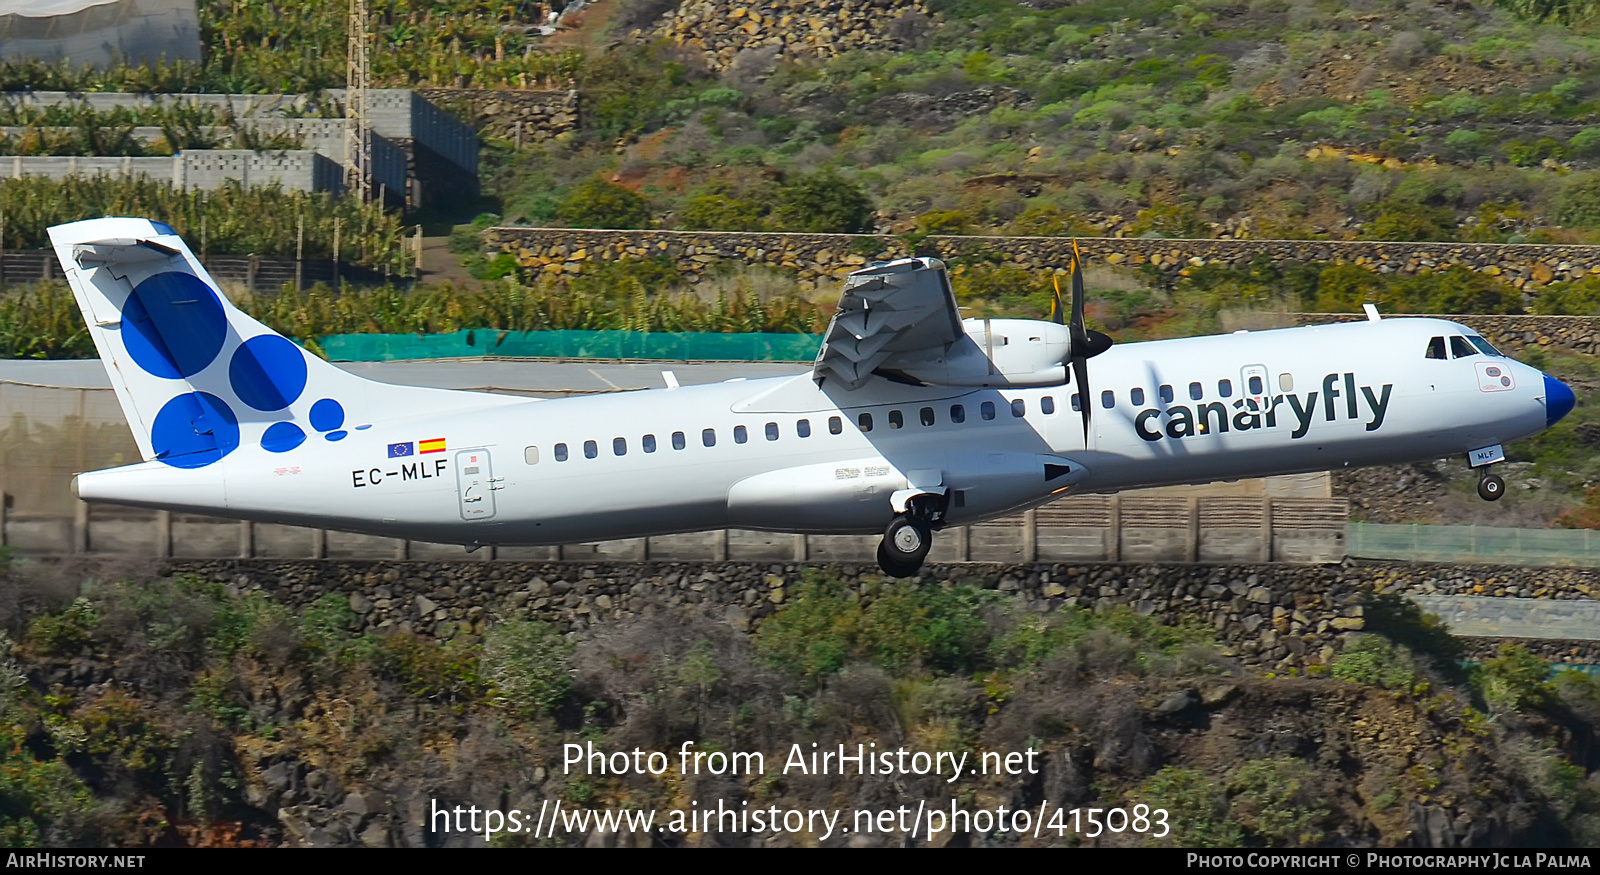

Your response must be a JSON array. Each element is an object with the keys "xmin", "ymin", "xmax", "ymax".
[{"xmin": 74, "ymin": 317, "xmax": 1558, "ymax": 547}]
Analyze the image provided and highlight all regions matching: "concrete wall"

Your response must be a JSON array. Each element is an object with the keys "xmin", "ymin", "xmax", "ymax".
[
  {"xmin": 0, "ymin": 89, "xmax": 476, "ymax": 205},
  {"xmin": 2, "ymin": 495, "xmax": 1349, "ymax": 565},
  {"xmin": 0, "ymin": 149, "xmax": 349, "ymax": 194},
  {"xmin": 485, "ymin": 228, "xmax": 1600, "ymax": 291}
]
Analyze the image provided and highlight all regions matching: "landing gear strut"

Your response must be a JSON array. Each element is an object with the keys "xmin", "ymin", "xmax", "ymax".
[
  {"xmin": 876, "ymin": 494, "xmax": 945, "ymax": 578},
  {"xmin": 1478, "ymin": 469, "xmax": 1505, "ymax": 502}
]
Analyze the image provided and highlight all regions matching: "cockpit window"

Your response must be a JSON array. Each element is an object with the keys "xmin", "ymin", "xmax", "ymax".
[
  {"xmin": 1449, "ymin": 336, "xmax": 1478, "ymax": 359},
  {"xmin": 1467, "ymin": 336, "xmax": 1504, "ymax": 357},
  {"xmin": 1426, "ymin": 336, "xmax": 1447, "ymax": 359}
]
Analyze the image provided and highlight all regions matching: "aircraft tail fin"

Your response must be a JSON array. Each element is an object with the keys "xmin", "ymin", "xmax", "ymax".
[{"xmin": 49, "ymin": 216, "xmax": 511, "ymax": 470}]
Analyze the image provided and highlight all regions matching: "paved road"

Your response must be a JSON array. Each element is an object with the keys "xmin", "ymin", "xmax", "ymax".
[
  {"xmin": 0, "ymin": 359, "xmax": 810, "ymax": 396},
  {"xmin": 1410, "ymin": 594, "xmax": 1600, "ymax": 641}
]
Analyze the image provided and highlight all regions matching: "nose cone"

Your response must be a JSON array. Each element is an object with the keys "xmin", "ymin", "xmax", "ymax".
[{"xmin": 1545, "ymin": 373, "xmax": 1576, "ymax": 428}]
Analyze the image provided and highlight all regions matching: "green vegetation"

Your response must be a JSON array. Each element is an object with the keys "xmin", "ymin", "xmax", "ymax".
[{"xmin": 0, "ymin": 176, "xmax": 403, "ymax": 268}]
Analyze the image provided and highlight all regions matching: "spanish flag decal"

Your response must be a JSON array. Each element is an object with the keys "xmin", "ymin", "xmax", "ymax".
[{"xmin": 419, "ymin": 438, "xmax": 446, "ymax": 454}]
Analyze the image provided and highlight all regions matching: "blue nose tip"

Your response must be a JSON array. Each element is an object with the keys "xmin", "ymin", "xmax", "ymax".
[{"xmin": 1545, "ymin": 373, "xmax": 1576, "ymax": 428}]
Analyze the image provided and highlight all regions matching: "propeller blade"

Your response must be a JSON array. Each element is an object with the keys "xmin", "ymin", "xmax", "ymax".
[
  {"xmin": 1073, "ymin": 353, "xmax": 1092, "ymax": 444},
  {"xmin": 1070, "ymin": 239, "xmax": 1086, "ymax": 335},
  {"xmin": 1050, "ymin": 274, "xmax": 1065, "ymax": 325}
]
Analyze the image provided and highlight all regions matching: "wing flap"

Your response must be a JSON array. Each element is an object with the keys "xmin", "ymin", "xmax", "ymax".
[{"xmin": 812, "ymin": 257, "xmax": 964, "ymax": 391}]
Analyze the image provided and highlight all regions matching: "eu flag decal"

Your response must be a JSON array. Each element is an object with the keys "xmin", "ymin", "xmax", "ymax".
[{"xmin": 387, "ymin": 442, "xmax": 414, "ymax": 458}]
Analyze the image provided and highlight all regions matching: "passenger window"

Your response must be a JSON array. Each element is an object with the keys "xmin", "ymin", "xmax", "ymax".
[
  {"xmin": 584, "ymin": 440, "xmax": 598, "ymax": 459},
  {"xmin": 643, "ymin": 434, "xmax": 656, "ymax": 453},
  {"xmin": 1129, "ymin": 388, "xmax": 1144, "ymax": 406},
  {"xmin": 980, "ymin": 401, "xmax": 996, "ymax": 421},
  {"xmin": 1218, "ymin": 379, "xmax": 1232, "ymax": 398},
  {"xmin": 702, "ymin": 428, "xmax": 716, "ymax": 447},
  {"xmin": 1011, "ymin": 399, "xmax": 1026, "ymax": 417},
  {"xmin": 829, "ymin": 416, "xmax": 842, "ymax": 434},
  {"xmin": 555, "ymin": 443, "xmax": 568, "ymax": 462},
  {"xmin": 1160, "ymin": 384, "xmax": 1174, "ymax": 404},
  {"xmin": 1450, "ymin": 336, "xmax": 1477, "ymax": 358},
  {"xmin": 797, "ymin": 419, "xmax": 811, "ymax": 438},
  {"xmin": 1426, "ymin": 336, "xmax": 1447, "ymax": 359},
  {"xmin": 921, "ymin": 407, "xmax": 935, "ymax": 426},
  {"xmin": 1041, "ymin": 396, "xmax": 1055, "ymax": 414},
  {"xmin": 766, "ymin": 422, "xmax": 779, "ymax": 441},
  {"xmin": 1101, "ymin": 390, "xmax": 1114, "ymax": 409},
  {"xmin": 858, "ymin": 413, "xmax": 873, "ymax": 432},
  {"xmin": 1071, "ymin": 394, "xmax": 1082, "ymax": 412},
  {"xmin": 613, "ymin": 437, "xmax": 626, "ymax": 456},
  {"xmin": 524, "ymin": 446, "xmax": 539, "ymax": 465},
  {"xmin": 1247, "ymin": 375, "xmax": 1263, "ymax": 395},
  {"xmin": 734, "ymin": 425, "xmax": 748, "ymax": 444},
  {"xmin": 1279, "ymin": 373, "xmax": 1294, "ymax": 392},
  {"xmin": 950, "ymin": 404, "xmax": 966, "ymax": 423},
  {"xmin": 1189, "ymin": 382, "xmax": 1203, "ymax": 401},
  {"xmin": 889, "ymin": 410, "xmax": 904, "ymax": 429},
  {"xmin": 672, "ymin": 431, "xmax": 686, "ymax": 450}
]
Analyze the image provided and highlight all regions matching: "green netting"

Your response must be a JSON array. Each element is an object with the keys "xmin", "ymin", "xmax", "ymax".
[
  {"xmin": 317, "ymin": 330, "xmax": 823, "ymax": 362},
  {"xmin": 1349, "ymin": 523, "xmax": 1600, "ymax": 567}
]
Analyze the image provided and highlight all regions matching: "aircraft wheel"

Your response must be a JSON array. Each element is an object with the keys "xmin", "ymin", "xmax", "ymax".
[
  {"xmin": 884, "ymin": 515, "xmax": 932, "ymax": 564},
  {"xmin": 1478, "ymin": 474, "xmax": 1506, "ymax": 502},
  {"xmin": 876, "ymin": 542, "xmax": 922, "ymax": 579}
]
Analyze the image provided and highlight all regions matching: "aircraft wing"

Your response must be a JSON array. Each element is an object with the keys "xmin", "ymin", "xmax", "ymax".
[{"xmin": 811, "ymin": 257, "xmax": 965, "ymax": 390}]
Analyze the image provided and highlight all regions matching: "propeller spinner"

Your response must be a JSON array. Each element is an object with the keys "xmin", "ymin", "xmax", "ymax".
[{"xmin": 1052, "ymin": 241, "xmax": 1114, "ymax": 442}]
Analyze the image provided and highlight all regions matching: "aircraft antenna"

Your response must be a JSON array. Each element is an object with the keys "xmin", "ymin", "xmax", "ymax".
[{"xmin": 344, "ymin": 0, "xmax": 373, "ymax": 203}]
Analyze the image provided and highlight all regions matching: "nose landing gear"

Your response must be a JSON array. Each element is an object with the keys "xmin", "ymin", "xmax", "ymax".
[
  {"xmin": 1478, "ymin": 470, "xmax": 1505, "ymax": 502},
  {"xmin": 1467, "ymin": 444, "xmax": 1507, "ymax": 502}
]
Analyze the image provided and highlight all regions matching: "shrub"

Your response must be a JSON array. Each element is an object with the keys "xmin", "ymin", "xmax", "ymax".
[
  {"xmin": 1229, "ymin": 758, "xmax": 1329, "ymax": 846},
  {"xmin": 482, "ymin": 619, "xmax": 573, "ymax": 718},
  {"xmin": 1553, "ymin": 174, "xmax": 1600, "ymax": 228},
  {"xmin": 26, "ymin": 598, "xmax": 99, "ymax": 655},
  {"xmin": 1476, "ymin": 644, "xmax": 1552, "ymax": 712},
  {"xmin": 678, "ymin": 194, "xmax": 767, "ymax": 231},
  {"xmin": 1314, "ymin": 264, "xmax": 1389, "ymax": 313},
  {"xmin": 772, "ymin": 169, "xmax": 875, "ymax": 234},
  {"xmin": 1362, "ymin": 203, "xmax": 1457, "ymax": 242},
  {"xmin": 1134, "ymin": 766, "xmax": 1241, "ymax": 847},
  {"xmin": 1129, "ymin": 203, "xmax": 1209, "ymax": 239},
  {"xmin": 556, "ymin": 177, "xmax": 652, "ymax": 229},
  {"xmin": 1330, "ymin": 635, "xmax": 1422, "ymax": 694}
]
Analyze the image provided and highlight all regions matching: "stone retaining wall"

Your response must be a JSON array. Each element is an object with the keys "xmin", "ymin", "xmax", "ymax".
[
  {"xmin": 1296, "ymin": 313, "xmax": 1600, "ymax": 356},
  {"xmin": 170, "ymin": 559, "xmax": 1370, "ymax": 674},
  {"xmin": 415, "ymin": 88, "xmax": 579, "ymax": 143},
  {"xmin": 157, "ymin": 558, "xmax": 1600, "ymax": 673},
  {"xmin": 484, "ymin": 228, "xmax": 1600, "ymax": 291},
  {"xmin": 642, "ymin": 0, "xmax": 932, "ymax": 71}
]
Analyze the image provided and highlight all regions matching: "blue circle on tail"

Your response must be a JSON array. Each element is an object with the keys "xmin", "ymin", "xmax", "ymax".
[
  {"xmin": 309, "ymin": 398, "xmax": 345, "ymax": 432},
  {"xmin": 229, "ymin": 335, "xmax": 308, "ymax": 411},
  {"xmin": 151, "ymin": 392, "xmax": 239, "ymax": 468},
  {"xmin": 261, "ymin": 421, "xmax": 307, "ymax": 453},
  {"xmin": 121, "ymin": 272, "xmax": 228, "ymax": 379}
]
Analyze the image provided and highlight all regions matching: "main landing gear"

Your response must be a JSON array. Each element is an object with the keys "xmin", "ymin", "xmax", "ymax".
[{"xmin": 876, "ymin": 494, "xmax": 946, "ymax": 578}]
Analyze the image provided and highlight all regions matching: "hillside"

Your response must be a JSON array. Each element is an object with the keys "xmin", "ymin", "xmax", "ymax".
[{"xmin": 2, "ymin": 558, "xmax": 1599, "ymax": 847}]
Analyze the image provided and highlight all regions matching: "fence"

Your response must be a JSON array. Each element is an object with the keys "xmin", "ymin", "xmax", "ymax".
[
  {"xmin": 319, "ymin": 329, "xmax": 824, "ymax": 362},
  {"xmin": 0, "ymin": 495, "xmax": 1350, "ymax": 564},
  {"xmin": 1349, "ymin": 523, "xmax": 1600, "ymax": 567}
]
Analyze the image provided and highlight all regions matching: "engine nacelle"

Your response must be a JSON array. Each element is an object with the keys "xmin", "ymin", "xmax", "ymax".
[{"xmin": 886, "ymin": 318, "xmax": 1071, "ymax": 388}]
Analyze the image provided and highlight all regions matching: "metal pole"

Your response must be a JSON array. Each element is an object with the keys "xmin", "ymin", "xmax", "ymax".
[
  {"xmin": 333, "ymin": 217, "xmax": 341, "ymax": 292},
  {"xmin": 296, "ymin": 213, "xmax": 305, "ymax": 291}
]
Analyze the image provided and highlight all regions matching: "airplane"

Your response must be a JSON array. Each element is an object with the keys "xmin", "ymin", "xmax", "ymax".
[{"xmin": 50, "ymin": 217, "xmax": 1577, "ymax": 578}]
